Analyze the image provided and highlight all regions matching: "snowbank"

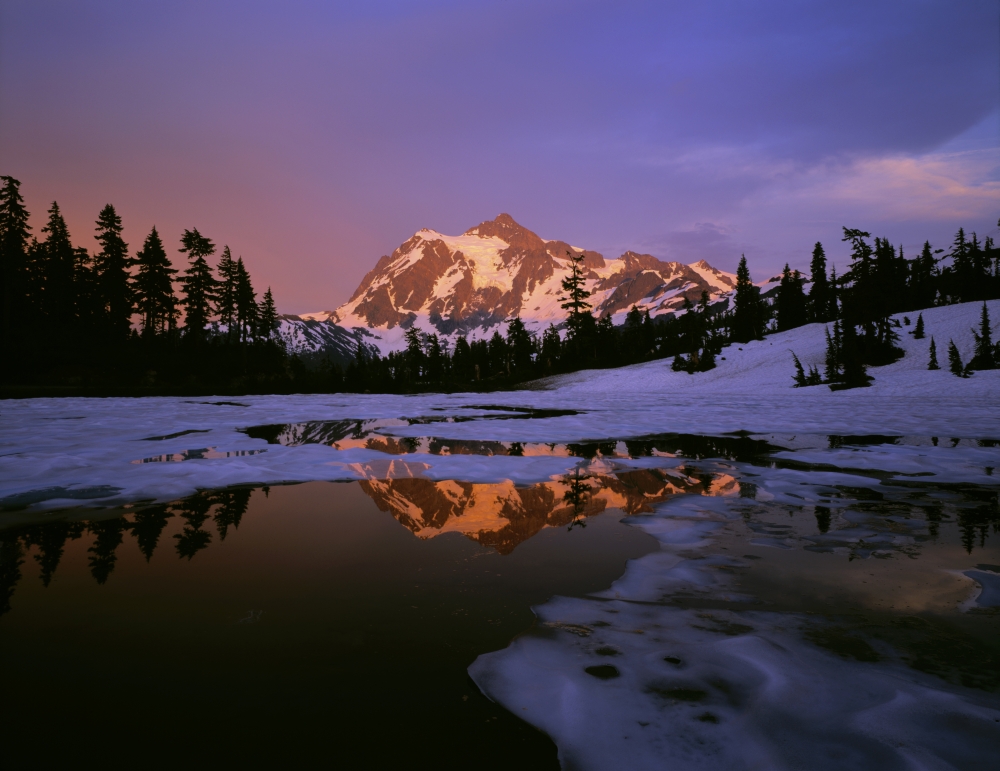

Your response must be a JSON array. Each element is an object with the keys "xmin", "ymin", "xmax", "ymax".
[{"xmin": 548, "ymin": 299, "xmax": 1000, "ymax": 398}]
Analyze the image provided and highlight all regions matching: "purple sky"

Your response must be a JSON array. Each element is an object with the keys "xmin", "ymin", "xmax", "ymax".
[{"xmin": 1, "ymin": 0, "xmax": 997, "ymax": 313}]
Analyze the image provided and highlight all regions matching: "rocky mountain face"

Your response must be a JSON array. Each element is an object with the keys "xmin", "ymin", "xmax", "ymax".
[{"xmin": 287, "ymin": 214, "xmax": 737, "ymax": 355}]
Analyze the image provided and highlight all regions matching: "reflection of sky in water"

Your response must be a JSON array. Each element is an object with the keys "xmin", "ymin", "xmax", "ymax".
[{"xmin": 2, "ymin": 416, "xmax": 999, "ymax": 766}]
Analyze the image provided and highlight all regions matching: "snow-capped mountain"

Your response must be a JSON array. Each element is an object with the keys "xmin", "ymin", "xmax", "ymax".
[{"xmin": 292, "ymin": 214, "xmax": 737, "ymax": 355}]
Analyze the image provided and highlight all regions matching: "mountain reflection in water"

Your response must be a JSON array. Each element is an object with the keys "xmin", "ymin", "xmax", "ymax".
[
  {"xmin": 0, "ymin": 467, "xmax": 739, "ymax": 614},
  {"xmin": 361, "ymin": 467, "xmax": 738, "ymax": 554}
]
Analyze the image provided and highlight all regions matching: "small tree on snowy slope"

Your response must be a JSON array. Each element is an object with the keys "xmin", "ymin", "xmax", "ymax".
[
  {"xmin": 947, "ymin": 340, "xmax": 968, "ymax": 377},
  {"xmin": 912, "ymin": 313, "xmax": 925, "ymax": 339},
  {"xmin": 927, "ymin": 337, "xmax": 939, "ymax": 370},
  {"xmin": 969, "ymin": 302, "xmax": 997, "ymax": 371}
]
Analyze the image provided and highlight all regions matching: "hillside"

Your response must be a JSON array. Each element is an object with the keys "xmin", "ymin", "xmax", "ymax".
[{"xmin": 547, "ymin": 299, "xmax": 1000, "ymax": 398}]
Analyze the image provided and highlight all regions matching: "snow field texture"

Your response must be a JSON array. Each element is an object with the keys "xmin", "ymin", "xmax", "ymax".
[
  {"xmin": 1, "ymin": 301, "xmax": 999, "ymax": 511},
  {"xmin": 470, "ymin": 481, "xmax": 1000, "ymax": 770}
]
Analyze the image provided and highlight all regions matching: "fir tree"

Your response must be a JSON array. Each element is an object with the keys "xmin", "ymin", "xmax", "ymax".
[
  {"xmin": 912, "ymin": 312, "xmax": 925, "ymax": 339},
  {"xmin": 791, "ymin": 351, "xmax": 807, "ymax": 387},
  {"xmin": 837, "ymin": 321, "xmax": 870, "ymax": 389},
  {"xmin": 38, "ymin": 202, "xmax": 77, "ymax": 328},
  {"xmin": 258, "ymin": 287, "xmax": 279, "ymax": 341},
  {"xmin": 909, "ymin": 241, "xmax": 937, "ymax": 309},
  {"xmin": 506, "ymin": 316, "xmax": 534, "ymax": 376},
  {"xmin": 559, "ymin": 251, "xmax": 593, "ymax": 338},
  {"xmin": 807, "ymin": 242, "xmax": 832, "ymax": 322},
  {"xmin": 824, "ymin": 324, "xmax": 840, "ymax": 382},
  {"xmin": 947, "ymin": 339, "xmax": 967, "ymax": 377},
  {"xmin": 927, "ymin": 336, "xmax": 939, "ymax": 370},
  {"xmin": 404, "ymin": 326, "xmax": 424, "ymax": 379},
  {"xmin": 233, "ymin": 257, "xmax": 257, "ymax": 342},
  {"xmin": 133, "ymin": 227, "xmax": 177, "ymax": 336},
  {"xmin": 93, "ymin": 204, "xmax": 133, "ymax": 340},
  {"xmin": 540, "ymin": 324, "xmax": 561, "ymax": 371},
  {"xmin": 452, "ymin": 334, "xmax": 473, "ymax": 380},
  {"xmin": 731, "ymin": 255, "xmax": 764, "ymax": 343},
  {"xmin": 178, "ymin": 228, "xmax": 217, "ymax": 340},
  {"xmin": 969, "ymin": 302, "xmax": 996, "ymax": 370},
  {"xmin": 0, "ymin": 176, "xmax": 32, "ymax": 345},
  {"xmin": 216, "ymin": 246, "xmax": 238, "ymax": 341},
  {"xmin": 776, "ymin": 264, "xmax": 807, "ymax": 331}
]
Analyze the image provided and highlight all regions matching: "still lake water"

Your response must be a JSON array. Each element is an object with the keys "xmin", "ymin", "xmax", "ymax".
[
  {"xmin": 2, "ymin": 428, "xmax": 999, "ymax": 768},
  {"xmin": 1, "ymin": 479, "xmax": 659, "ymax": 767}
]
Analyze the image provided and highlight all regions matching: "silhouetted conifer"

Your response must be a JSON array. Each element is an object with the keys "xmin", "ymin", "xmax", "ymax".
[
  {"xmin": 93, "ymin": 204, "xmax": 133, "ymax": 340},
  {"xmin": 216, "ymin": 246, "xmax": 238, "ymax": 340},
  {"xmin": 947, "ymin": 339, "xmax": 967, "ymax": 377},
  {"xmin": 969, "ymin": 302, "xmax": 996, "ymax": 370},
  {"xmin": 776, "ymin": 264, "xmax": 807, "ymax": 331},
  {"xmin": 912, "ymin": 312, "xmax": 925, "ymax": 339},
  {"xmin": 791, "ymin": 351, "xmax": 807, "ymax": 387},
  {"xmin": 560, "ymin": 251, "xmax": 593, "ymax": 339},
  {"xmin": 0, "ymin": 176, "xmax": 31, "ymax": 345},
  {"xmin": 133, "ymin": 227, "xmax": 178, "ymax": 336},
  {"xmin": 258, "ymin": 287, "xmax": 279, "ymax": 340},
  {"xmin": 928, "ymin": 337, "xmax": 939, "ymax": 370},
  {"xmin": 179, "ymin": 228, "xmax": 217, "ymax": 340},
  {"xmin": 807, "ymin": 242, "xmax": 833, "ymax": 322},
  {"xmin": 731, "ymin": 255, "xmax": 765, "ymax": 343}
]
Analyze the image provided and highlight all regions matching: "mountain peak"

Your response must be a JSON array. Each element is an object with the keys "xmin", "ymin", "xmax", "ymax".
[{"xmin": 463, "ymin": 213, "xmax": 545, "ymax": 250}]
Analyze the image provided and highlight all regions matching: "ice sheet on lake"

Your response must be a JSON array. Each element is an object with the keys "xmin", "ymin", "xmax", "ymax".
[{"xmin": 470, "ymin": 478, "xmax": 1000, "ymax": 770}]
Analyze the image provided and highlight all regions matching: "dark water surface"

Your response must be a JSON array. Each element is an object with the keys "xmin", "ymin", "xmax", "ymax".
[{"xmin": 0, "ymin": 481, "xmax": 658, "ymax": 768}]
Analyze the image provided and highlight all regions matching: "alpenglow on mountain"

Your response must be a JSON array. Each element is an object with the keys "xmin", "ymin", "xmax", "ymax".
[{"xmin": 280, "ymin": 214, "xmax": 737, "ymax": 356}]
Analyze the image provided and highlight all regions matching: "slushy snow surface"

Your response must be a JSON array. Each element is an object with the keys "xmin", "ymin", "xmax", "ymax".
[{"xmin": 2, "ymin": 300, "xmax": 1000, "ymax": 767}]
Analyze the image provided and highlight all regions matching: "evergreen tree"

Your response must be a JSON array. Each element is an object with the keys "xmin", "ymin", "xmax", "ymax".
[
  {"xmin": 969, "ymin": 302, "xmax": 996, "ymax": 370},
  {"xmin": 37, "ymin": 202, "xmax": 77, "ymax": 328},
  {"xmin": 425, "ymin": 333, "xmax": 445, "ymax": 380},
  {"xmin": 731, "ymin": 255, "xmax": 764, "ymax": 343},
  {"xmin": 540, "ymin": 324, "xmax": 561, "ymax": 371},
  {"xmin": 233, "ymin": 257, "xmax": 258, "ymax": 342},
  {"xmin": 776, "ymin": 264, "xmax": 807, "ymax": 331},
  {"xmin": 73, "ymin": 244, "xmax": 102, "ymax": 332},
  {"xmin": 404, "ymin": 326, "xmax": 424, "ymax": 379},
  {"xmin": 947, "ymin": 339, "xmax": 967, "ymax": 377},
  {"xmin": 837, "ymin": 321, "xmax": 870, "ymax": 389},
  {"xmin": 133, "ymin": 227, "xmax": 178, "ymax": 336},
  {"xmin": 0, "ymin": 176, "xmax": 31, "ymax": 345},
  {"xmin": 912, "ymin": 312, "xmax": 925, "ymax": 339},
  {"xmin": 928, "ymin": 336, "xmax": 939, "ymax": 370},
  {"xmin": 178, "ymin": 228, "xmax": 217, "ymax": 340},
  {"xmin": 807, "ymin": 242, "xmax": 832, "ymax": 322},
  {"xmin": 93, "ymin": 204, "xmax": 133, "ymax": 340},
  {"xmin": 216, "ymin": 246, "xmax": 238, "ymax": 341},
  {"xmin": 258, "ymin": 287, "xmax": 279, "ymax": 341},
  {"xmin": 909, "ymin": 241, "xmax": 937, "ymax": 309},
  {"xmin": 505, "ymin": 316, "xmax": 534, "ymax": 377},
  {"xmin": 791, "ymin": 351, "xmax": 807, "ymax": 387},
  {"xmin": 452, "ymin": 334, "xmax": 473, "ymax": 380},
  {"xmin": 824, "ymin": 324, "xmax": 840, "ymax": 382},
  {"xmin": 559, "ymin": 251, "xmax": 593, "ymax": 338}
]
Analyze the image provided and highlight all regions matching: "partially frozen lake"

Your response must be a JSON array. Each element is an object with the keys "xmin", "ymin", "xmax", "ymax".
[{"xmin": 2, "ymin": 391, "xmax": 999, "ymax": 768}]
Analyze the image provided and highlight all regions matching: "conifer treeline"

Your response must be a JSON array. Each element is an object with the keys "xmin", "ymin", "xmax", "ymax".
[
  {"xmin": 0, "ymin": 176, "xmax": 287, "ymax": 392},
  {"xmin": 2, "ymin": 174, "xmax": 998, "ymax": 394},
  {"xmin": 334, "ymin": 226, "xmax": 1000, "ymax": 393}
]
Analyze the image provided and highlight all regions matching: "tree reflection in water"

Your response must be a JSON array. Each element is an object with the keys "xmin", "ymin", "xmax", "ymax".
[{"xmin": 1, "ymin": 464, "xmax": 998, "ymax": 618}]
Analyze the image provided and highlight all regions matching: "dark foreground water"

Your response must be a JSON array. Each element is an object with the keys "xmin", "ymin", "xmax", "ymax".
[
  {"xmin": 0, "ymin": 480, "xmax": 658, "ymax": 768},
  {"xmin": 2, "ymin": 438, "xmax": 1000, "ymax": 769}
]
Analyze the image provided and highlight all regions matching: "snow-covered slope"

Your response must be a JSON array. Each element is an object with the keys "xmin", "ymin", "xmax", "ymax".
[
  {"xmin": 307, "ymin": 214, "xmax": 736, "ymax": 355},
  {"xmin": 274, "ymin": 313, "xmax": 378, "ymax": 363},
  {"xmin": 547, "ymin": 300, "xmax": 1000, "ymax": 398}
]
